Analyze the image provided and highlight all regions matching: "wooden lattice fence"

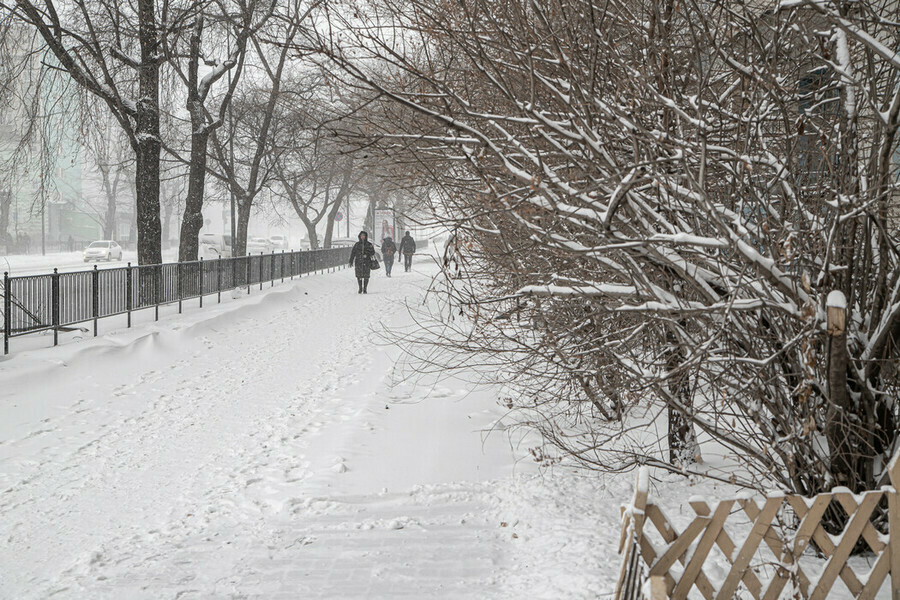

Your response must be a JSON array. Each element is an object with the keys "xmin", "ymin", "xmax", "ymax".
[{"xmin": 615, "ymin": 452, "xmax": 900, "ymax": 600}]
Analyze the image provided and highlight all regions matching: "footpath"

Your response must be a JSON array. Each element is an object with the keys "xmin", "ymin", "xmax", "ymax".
[{"xmin": 0, "ymin": 257, "xmax": 612, "ymax": 599}]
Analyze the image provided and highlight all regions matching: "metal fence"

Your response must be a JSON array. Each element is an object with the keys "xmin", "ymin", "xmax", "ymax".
[{"xmin": 2, "ymin": 247, "xmax": 351, "ymax": 354}]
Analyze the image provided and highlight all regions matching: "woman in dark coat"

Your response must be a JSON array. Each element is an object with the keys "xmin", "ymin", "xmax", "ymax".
[
  {"xmin": 381, "ymin": 236, "xmax": 397, "ymax": 277},
  {"xmin": 349, "ymin": 231, "xmax": 376, "ymax": 293}
]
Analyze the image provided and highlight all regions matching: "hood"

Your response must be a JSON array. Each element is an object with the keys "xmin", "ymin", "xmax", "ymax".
[{"xmin": 358, "ymin": 231, "xmax": 368, "ymax": 241}]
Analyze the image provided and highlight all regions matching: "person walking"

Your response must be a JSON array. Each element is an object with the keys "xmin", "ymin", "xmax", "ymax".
[
  {"xmin": 349, "ymin": 231, "xmax": 376, "ymax": 293},
  {"xmin": 381, "ymin": 236, "xmax": 397, "ymax": 277},
  {"xmin": 399, "ymin": 231, "xmax": 416, "ymax": 272}
]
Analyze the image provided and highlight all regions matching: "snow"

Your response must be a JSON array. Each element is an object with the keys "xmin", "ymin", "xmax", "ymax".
[
  {"xmin": 0, "ymin": 255, "xmax": 610, "ymax": 599},
  {"xmin": 827, "ymin": 290, "xmax": 848, "ymax": 309},
  {"xmin": 1, "ymin": 250, "xmax": 179, "ymax": 276},
  {"xmin": 2, "ymin": 253, "xmax": 893, "ymax": 599}
]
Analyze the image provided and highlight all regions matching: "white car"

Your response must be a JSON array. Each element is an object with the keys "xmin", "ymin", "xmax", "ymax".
[
  {"xmin": 83, "ymin": 240, "xmax": 123, "ymax": 262},
  {"xmin": 247, "ymin": 237, "xmax": 274, "ymax": 254},
  {"xmin": 200, "ymin": 233, "xmax": 233, "ymax": 258},
  {"xmin": 269, "ymin": 234, "xmax": 289, "ymax": 250}
]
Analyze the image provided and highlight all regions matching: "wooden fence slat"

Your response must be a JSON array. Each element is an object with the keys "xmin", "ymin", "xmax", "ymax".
[
  {"xmin": 646, "ymin": 504, "xmax": 708, "ymax": 597},
  {"xmin": 891, "ymin": 489, "xmax": 900, "ymax": 600},
  {"xmin": 616, "ymin": 448, "xmax": 900, "ymax": 600},
  {"xmin": 740, "ymin": 495, "xmax": 810, "ymax": 600},
  {"xmin": 789, "ymin": 494, "xmax": 832, "ymax": 557},
  {"xmin": 786, "ymin": 495, "xmax": 863, "ymax": 595},
  {"xmin": 809, "ymin": 491, "xmax": 882, "ymax": 600},
  {"xmin": 858, "ymin": 546, "xmax": 891, "ymax": 600},
  {"xmin": 834, "ymin": 491, "xmax": 886, "ymax": 553},
  {"xmin": 649, "ymin": 516, "xmax": 711, "ymax": 576},
  {"xmin": 715, "ymin": 497, "xmax": 781, "ymax": 600},
  {"xmin": 691, "ymin": 499, "xmax": 763, "ymax": 598},
  {"xmin": 673, "ymin": 501, "xmax": 733, "ymax": 600},
  {"xmin": 636, "ymin": 530, "xmax": 678, "ymax": 594}
]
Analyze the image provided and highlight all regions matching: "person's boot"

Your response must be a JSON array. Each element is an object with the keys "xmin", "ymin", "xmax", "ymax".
[
  {"xmin": 363, "ymin": 279, "xmax": 369, "ymax": 294},
  {"xmin": 358, "ymin": 279, "xmax": 363, "ymax": 294}
]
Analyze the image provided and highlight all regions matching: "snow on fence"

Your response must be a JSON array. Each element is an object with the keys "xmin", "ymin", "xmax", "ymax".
[
  {"xmin": 1, "ymin": 247, "xmax": 351, "ymax": 354},
  {"xmin": 615, "ymin": 451, "xmax": 900, "ymax": 600}
]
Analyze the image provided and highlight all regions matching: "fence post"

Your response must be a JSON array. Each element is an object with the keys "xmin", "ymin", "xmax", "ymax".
[
  {"xmin": 3, "ymin": 271, "xmax": 10, "ymax": 355},
  {"xmin": 217, "ymin": 258, "xmax": 222, "ymax": 304},
  {"xmin": 281, "ymin": 250, "xmax": 285, "ymax": 282},
  {"xmin": 177, "ymin": 261, "xmax": 183, "ymax": 314},
  {"xmin": 52, "ymin": 268, "xmax": 60, "ymax": 347},
  {"xmin": 247, "ymin": 256, "xmax": 251, "ymax": 295},
  {"xmin": 889, "ymin": 447, "xmax": 900, "ymax": 600},
  {"xmin": 155, "ymin": 264, "xmax": 161, "ymax": 321},
  {"xmin": 92, "ymin": 265, "xmax": 99, "ymax": 337},
  {"xmin": 260, "ymin": 252, "xmax": 264, "ymax": 291},
  {"xmin": 199, "ymin": 258, "xmax": 204, "ymax": 309},
  {"xmin": 126, "ymin": 263, "xmax": 132, "ymax": 328}
]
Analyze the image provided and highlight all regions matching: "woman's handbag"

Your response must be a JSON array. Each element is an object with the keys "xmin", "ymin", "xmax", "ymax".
[{"xmin": 370, "ymin": 256, "xmax": 381, "ymax": 270}]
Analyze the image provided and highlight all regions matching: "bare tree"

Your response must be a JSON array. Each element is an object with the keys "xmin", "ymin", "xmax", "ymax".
[
  {"xmin": 79, "ymin": 103, "xmax": 134, "ymax": 239},
  {"xmin": 162, "ymin": 0, "xmax": 274, "ymax": 261},
  {"xmin": 317, "ymin": 0, "xmax": 900, "ymax": 495},
  {"xmin": 206, "ymin": 0, "xmax": 313, "ymax": 256},
  {"xmin": 0, "ymin": 0, "xmax": 192, "ymax": 264}
]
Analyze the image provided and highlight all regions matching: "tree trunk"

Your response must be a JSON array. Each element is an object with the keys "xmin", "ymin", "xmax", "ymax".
[
  {"xmin": 162, "ymin": 201, "xmax": 174, "ymax": 247},
  {"xmin": 178, "ymin": 18, "xmax": 210, "ymax": 263},
  {"xmin": 135, "ymin": 0, "xmax": 162, "ymax": 266},
  {"xmin": 0, "ymin": 188, "xmax": 11, "ymax": 248},
  {"xmin": 102, "ymin": 172, "xmax": 118, "ymax": 240},
  {"xmin": 826, "ymin": 328, "xmax": 854, "ymax": 487},
  {"xmin": 324, "ymin": 167, "xmax": 354, "ymax": 248},
  {"xmin": 666, "ymin": 326, "xmax": 699, "ymax": 467},
  {"xmin": 302, "ymin": 219, "xmax": 318, "ymax": 249},
  {"xmin": 178, "ymin": 124, "xmax": 209, "ymax": 261},
  {"xmin": 234, "ymin": 195, "xmax": 252, "ymax": 256},
  {"xmin": 323, "ymin": 198, "xmax": 343, "ymax": 249}
]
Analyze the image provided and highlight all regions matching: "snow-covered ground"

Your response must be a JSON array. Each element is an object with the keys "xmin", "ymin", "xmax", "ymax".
[
  {"xmin": 1, "ymin": 249, "xmax": 180, "ymax": 277},
  {"xmin": 0, "ymin": 255, "xmax": 623, "ymax": 599}
]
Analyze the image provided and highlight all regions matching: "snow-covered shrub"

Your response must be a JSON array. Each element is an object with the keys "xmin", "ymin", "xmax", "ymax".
[{"xmin": 322, "ymin": 0, "xmax": 900, "ymax": 495}]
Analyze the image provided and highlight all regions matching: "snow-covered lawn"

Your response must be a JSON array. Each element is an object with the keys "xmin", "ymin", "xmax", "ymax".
[
  {"xmin": 1, "ymin": 249, "xmax": 180, "ymax": 276},
  {"xmin": 0, "ymin": 256, "xmax": 622, "ymax": 599}
]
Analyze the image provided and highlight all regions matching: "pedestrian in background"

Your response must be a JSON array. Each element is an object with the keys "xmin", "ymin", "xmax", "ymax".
[
  {"xmin": 399, "ymin": 231, "xmax": 416, "ymax": 272},
  {"xmin": 349, "ymin": 231, "xmax": 376, "ymax": 294},
  {"xmin": 381, "ymin": 236, "xmax": 397, "ymax": 277}
]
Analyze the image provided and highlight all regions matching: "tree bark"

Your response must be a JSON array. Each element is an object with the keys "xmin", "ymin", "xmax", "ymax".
[
  {"xmin": 0, "ymin": 189, "xmax": 11, "ymax": 248},
  {"xmin": 178, "ymin": 122, "xmax": 210, "ymax": 261},
  {"xmin": 135, "ymin": 0, "xmax": 162, "ymax": 266},
  {"xmin": 234, "ymin": 195, "xmax": 252, "ymax": 256}
]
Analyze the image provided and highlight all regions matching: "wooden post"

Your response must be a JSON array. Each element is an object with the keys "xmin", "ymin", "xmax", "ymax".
[
  {"xmin": 888, "ymin": 446, "xmax": 900, "ymax": 600},
  {"xmin": 615, "ymin": 467, "xmax": 650, "ymax": 600},
  {"xmin": 648, "ymin": 575, "xmax": 667, "ymax": 600}
]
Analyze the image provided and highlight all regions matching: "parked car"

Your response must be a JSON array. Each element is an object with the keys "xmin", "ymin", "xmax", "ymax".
[
  {"xmin": 247, "ymin": 237, "xmax": 274, "ymax": 254},
  {"xmin": 83, "ymin": 240, "xmax": 123, "ymax": 262},
  {"xmin": 200, "ymin": 233, "xmax": 233, "ymax": 259},
  {"xmin": 269, "ymin": 234, "xmax": 289, "ymax": 250},
  {"xmin": 329, "ymin": 237, "xmax": 356, "ymax": 248}
]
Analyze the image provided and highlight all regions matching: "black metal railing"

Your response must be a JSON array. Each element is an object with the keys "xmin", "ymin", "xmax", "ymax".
[{"xmin": 2, "ymin": 247, "xmax": 351, "ymax": 354}]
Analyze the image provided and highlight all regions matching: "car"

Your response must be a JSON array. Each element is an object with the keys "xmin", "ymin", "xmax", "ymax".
[
  {"xmin": 83, "ymin": 240, "xmax": 123, "ymax": 262},
  {"xmin": 200, "ymin": 233, "xmax": 233, "ymax": 259},
  {"xmin": 269, "ymin": 234, "xmax": 289, "ymax": 250},
  {"xmin": 247, "ymin": 237, "xmax": 274, "ymax": 254},
  {"xmin": 329, "ymin": 237, "xmax": 356, "ymax": 248}
]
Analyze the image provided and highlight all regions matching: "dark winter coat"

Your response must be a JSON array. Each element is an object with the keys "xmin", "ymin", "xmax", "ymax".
[
  {"xmin": 349, "ymin": 239, "xmax": 376, "ymax": 279},
  {"xmin": 399, "ymin": 234, "xmax": 416, "ymax": 255},
  {"xmin": 381, "ymin": 238, "xmax": 397, "ymax": 263}
]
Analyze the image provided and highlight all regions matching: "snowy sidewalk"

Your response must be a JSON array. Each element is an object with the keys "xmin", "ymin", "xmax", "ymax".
[{"xmin": 0, "ymin": 259, "xmax": 613, "ymax": 599}]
